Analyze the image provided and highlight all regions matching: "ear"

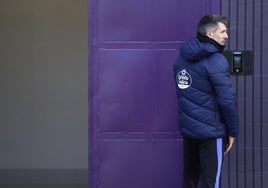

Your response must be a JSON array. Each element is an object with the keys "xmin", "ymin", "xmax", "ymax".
[{"xmin": 206, "ymin": 30, "xmax": 213, "ymax": 38}]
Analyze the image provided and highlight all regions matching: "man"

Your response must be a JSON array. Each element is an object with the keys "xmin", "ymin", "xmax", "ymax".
[{"xmin": 173, "ymin": 15, "xmax": 239, "ymax": 188}]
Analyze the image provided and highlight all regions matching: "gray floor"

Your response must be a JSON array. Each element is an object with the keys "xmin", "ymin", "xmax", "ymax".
[{"xmin": 0, "ymin": 185, "xmax": 87, "ymax": 188}]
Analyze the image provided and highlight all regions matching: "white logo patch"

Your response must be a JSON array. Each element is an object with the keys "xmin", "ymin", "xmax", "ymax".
[{"xmin": 176, "ymin": 69, "xmax": 192, "ymax": 89}]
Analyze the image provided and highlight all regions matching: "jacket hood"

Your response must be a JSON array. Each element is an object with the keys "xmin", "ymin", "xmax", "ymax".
[{"xmin": 180, "ymin": 38, "xmax": 219, "ymax": 63}]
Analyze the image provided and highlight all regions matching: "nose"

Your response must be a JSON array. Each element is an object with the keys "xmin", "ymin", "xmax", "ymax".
[{"xmin": 225, "ymin": 33, "xmax": 228, "ymax": 39}]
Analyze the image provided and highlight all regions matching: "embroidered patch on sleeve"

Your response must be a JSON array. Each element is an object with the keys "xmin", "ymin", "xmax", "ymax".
[{"xmin": 176, "ymin": 69, "xmax": 192, "ymax": 89}]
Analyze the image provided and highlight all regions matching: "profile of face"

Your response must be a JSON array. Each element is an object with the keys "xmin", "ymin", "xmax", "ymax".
[{"xmin": 207, "ymin": 22, "xmax": 228, "ymax": 45}]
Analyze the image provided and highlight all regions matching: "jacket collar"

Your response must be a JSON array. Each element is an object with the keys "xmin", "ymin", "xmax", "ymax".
[{"xmin": 196, "ymin": 33, "xmax": 225, "ymax": 53}]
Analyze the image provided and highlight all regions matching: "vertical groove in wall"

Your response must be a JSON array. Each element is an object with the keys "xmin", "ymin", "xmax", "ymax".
[
  {"xmin": 251, "ymin": 1, "xmax": 255, "ymax": 187},
  {"xmin": 88, "ymin": 0, "xmax": 97, "ymax": 187},
  {"xmin": 260, "ymin": 0, "xmax": 263, "ymax": 187},
  {"xmin": 243, "ymin": 1, "xmax": 247, "ymax": 188},
  {"xmin": 235, "ymin": 1, "xmax": 239, "ymax": 188},
  {"xmin": 226, "ymin": 0, "xmax": 231, "ymax": 187}
]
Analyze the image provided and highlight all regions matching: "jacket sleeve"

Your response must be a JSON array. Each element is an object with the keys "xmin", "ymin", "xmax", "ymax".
[{"xmin": 207, "ymin": 54, "xmax": 239, "ymax": 137}]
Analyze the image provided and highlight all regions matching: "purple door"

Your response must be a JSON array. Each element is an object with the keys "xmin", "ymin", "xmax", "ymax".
[{"xmin": 89, "ymin": 1, "xmax": 220, "ymax": 188}]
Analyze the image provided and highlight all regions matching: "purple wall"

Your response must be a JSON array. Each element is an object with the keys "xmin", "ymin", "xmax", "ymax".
[{"xmin": 89, "ymin": 0, "xmax": 220, "ymax": 187}]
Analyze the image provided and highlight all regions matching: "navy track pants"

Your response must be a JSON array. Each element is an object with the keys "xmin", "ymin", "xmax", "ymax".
[{"xmin": 182, "ymin": 137, "xmax": 226, "ymax": 188}]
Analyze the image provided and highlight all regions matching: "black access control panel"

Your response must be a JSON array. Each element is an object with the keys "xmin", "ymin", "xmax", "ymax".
[{"xmin": 223, "ymin": 50, "xmax": 253, "ymax": 75}]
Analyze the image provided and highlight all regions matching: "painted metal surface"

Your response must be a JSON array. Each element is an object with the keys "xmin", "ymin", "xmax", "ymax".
[
  {"xmin": 221, "ymin": 1, "xmax": 268, "ymax": 188},
  {"xmin": 89, "ymin": 0, "xmax": 220, "ymax": 187}
]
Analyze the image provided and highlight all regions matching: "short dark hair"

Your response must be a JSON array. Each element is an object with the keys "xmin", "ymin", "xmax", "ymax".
[{"xmin": 197, "ymin": 15, "xmax": 229, "ymax": 36}]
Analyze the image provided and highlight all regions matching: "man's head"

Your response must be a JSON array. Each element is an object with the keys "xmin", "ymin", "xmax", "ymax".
[{"xmin": 197, "ymin": 15, "xmax": 229, "ymax": 45}]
